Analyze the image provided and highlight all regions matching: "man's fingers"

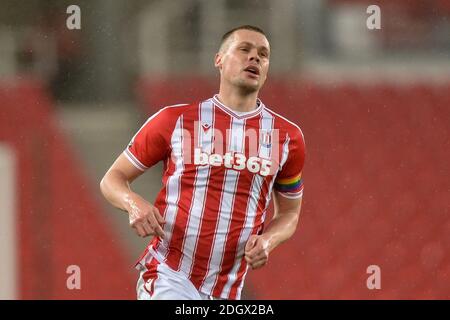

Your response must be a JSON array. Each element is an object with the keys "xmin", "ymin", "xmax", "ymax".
[
  {"xmin": 141, "ymin": 222, "xmax": 154, "ymax": 235},
  {"xmin": 153, "ymin": 224, "xmax": 166, "ymax": 239},
  {"xmin": 146, "ymin": 214, "xmax": 165, "ymax": 239},
  {"xmin": 134, "ymin": 224, "xmax": 146, "ymax": 237},
  {"xmin": 245, "ymin": 235, "xmax": 258, "ymax": 252},
  {"xmin": 250, "ymin": 259, "xmax": 267, "ymax": 270},
  {"xmin": 153, "ymin": 208, "xmax": 166, "ymax": 225},
  {"xmin": 246, "ymin": 240, "xmax": 263, "ymax": 258},
  {"xmin": 246, "ymin": 252, "xmax": 268, "ymax": 268},
  {"xmin": 245, "ymin": 250, "xmax": 266, "ymax": 264},
  {"xmin": 253, "ymin": 250, "xmax": 267, "ymax": 260},
  {"xmin": 246, "ymin": 248, "xmax": 259, "ymax": 259}
]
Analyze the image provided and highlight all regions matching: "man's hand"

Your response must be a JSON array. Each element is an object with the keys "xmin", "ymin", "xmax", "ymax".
[
  {"xmin": 100, "ymin": 153, "xmax": 167, "ymax": 239},
  {"xmin": 124, "ymin": 193, "xmax": 166, "ymax": 239},
  {"xmin": 244, "ymin": 234, "xmax": 270, "ymax": 270},
  {"xmin": 243, "ymin": 192, "xmax": 303, "ymax": 270}
]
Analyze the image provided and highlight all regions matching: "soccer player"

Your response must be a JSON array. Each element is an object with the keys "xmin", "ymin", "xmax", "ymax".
[{"xmin": 100, "ymin": 25, "xmax": 305, "ymax": 300}]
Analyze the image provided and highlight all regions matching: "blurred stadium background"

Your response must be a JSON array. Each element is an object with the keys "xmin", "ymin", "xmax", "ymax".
[{"xmin": 0, "ymin": 0, "xmax": 449, "ymax": 299}]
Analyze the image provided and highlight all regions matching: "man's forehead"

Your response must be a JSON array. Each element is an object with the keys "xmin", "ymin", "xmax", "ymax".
[{"xmin": 229, "ymin": 30, "xmax": 270, "ymax": 49}]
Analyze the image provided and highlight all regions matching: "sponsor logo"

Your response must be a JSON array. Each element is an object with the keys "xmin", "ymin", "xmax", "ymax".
[{"xmin": 194, "ymin": 148, "xmax": 272, "ymax": 177}]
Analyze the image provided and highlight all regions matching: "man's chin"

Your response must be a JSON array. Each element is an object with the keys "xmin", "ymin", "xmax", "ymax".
[{"xmin": 235, "ymin": 80, "xmax": 261, "ymax": 93}]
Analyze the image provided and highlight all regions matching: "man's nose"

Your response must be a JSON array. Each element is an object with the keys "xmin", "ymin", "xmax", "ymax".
[{"xmin": 249, "ymin": 49, "xmax": 260, "ymax": 63}]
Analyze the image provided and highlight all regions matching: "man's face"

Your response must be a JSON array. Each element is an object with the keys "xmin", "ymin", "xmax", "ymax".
[{"xmin": 215, "ymin": 30, "xmax": 270, "ymax": 93}]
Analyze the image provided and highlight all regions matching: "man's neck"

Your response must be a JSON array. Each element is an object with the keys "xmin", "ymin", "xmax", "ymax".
[{"xmin": 217, "ymin": 87, "xmax": 259, "ymax": 113}]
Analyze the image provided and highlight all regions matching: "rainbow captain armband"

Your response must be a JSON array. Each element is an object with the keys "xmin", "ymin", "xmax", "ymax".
[{"xmin": 273, "ymin": 173, "xmax": 304, "ymax": 199}]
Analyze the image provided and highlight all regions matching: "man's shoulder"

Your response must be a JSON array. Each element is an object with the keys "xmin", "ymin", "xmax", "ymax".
[
  {"xmin": 263, "ymin": 106, "xmax": 304, "ymax": 140},
  {"xmin": 150, "ymin": 101, "xmax": 200, "ymax": 121},
  {"xmin": 158, "ymin": 102, "xmax": 196, "ymax": 115}
]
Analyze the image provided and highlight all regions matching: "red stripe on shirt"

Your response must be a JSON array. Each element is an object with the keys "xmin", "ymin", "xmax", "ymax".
[
  {"xmin": 189, "ymin": 110, "xmax": 233, "ymax": 288},
  {"xmin": 229, "ymin": 176, "xmax": 270, "ymax": 299},
  {"xmin": 165, "ymin": 104, "xmax": 199, "ymax": 271},
  {"xmin": 211, "ymin": 114, "xmax": 262, "ymax": 298}
]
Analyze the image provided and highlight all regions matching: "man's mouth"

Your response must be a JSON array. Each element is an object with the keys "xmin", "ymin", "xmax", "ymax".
[{"xmin": 244, "ymin": 65, "xmax": 260, "ymax": 76}]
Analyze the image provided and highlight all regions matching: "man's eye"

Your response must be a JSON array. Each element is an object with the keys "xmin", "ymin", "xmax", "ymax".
[{"xmin": 240, "ymin": 48, "xmax": 249, "ymax": 52}]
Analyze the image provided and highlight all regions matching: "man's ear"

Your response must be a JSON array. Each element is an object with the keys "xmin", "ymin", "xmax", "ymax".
[{"xmin": 214, "ymin": 52, "xmax": 223, "ymax": 69}]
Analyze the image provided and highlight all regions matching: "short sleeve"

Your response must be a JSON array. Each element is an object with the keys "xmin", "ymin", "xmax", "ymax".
[
  {"xmin": 123, "ymin": 107, "xmax": 175, "ymax": 171},
  {"xmin": 273, "ymin": 127, "xmax": 306, "ymax": 199}
]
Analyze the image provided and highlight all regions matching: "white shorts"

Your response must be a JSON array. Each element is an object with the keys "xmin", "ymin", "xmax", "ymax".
[{"xmin": 136, "ymin": 255, "xmax": 220, "ymax": 300}]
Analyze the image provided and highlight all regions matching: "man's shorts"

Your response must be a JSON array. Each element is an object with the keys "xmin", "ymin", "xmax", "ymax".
[{"xmin": 136, "ymin": 255, "xmax": 220, "ymax": 300}]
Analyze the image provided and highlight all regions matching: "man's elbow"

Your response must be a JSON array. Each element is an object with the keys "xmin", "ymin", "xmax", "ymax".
[
  {"xmin": 99, "ymin": 173, "xmax": 109, "ymax": 198},
  {"xmin": 287, "ymin": 209, "xmax": 301, "ymax": 235}
]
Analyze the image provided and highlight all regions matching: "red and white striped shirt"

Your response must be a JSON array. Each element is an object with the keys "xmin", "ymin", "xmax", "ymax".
[{"xmin": 124, "ymin": 95, "xmax": 305, "ymax": 299}]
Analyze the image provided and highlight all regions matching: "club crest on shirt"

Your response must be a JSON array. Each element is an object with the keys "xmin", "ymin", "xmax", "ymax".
[{"xmin": 260, "ymin": 130, "xmax": 272, "ymax": 148}]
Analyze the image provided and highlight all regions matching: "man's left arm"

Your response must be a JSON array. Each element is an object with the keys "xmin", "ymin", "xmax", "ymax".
[{"xmin": 244, "ymin": 191, "xmax": 302, "ymax": 270}]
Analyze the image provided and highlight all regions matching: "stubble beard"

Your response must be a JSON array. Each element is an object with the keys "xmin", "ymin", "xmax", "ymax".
[{"xmin": 234, "ymin": 77, "xmax": 260, "ymax": 95}]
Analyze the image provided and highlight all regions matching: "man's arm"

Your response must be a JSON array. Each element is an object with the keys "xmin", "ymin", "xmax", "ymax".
[
  {"xmin": 100, "ymin": 153, "xmax": 166, "ymax": 239},
  {"xmin": 244, "ymin": 191, "xmax": 302, "ymax": 269}
]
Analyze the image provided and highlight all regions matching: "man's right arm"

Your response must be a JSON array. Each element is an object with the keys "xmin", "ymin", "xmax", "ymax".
[
  {"xmin": 100, "ymin": 153, "xmax": 166, "ymax": 239},
  {"xmin": 101, "ymin": 104, "xmax": 188, "ymax": 238}
]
